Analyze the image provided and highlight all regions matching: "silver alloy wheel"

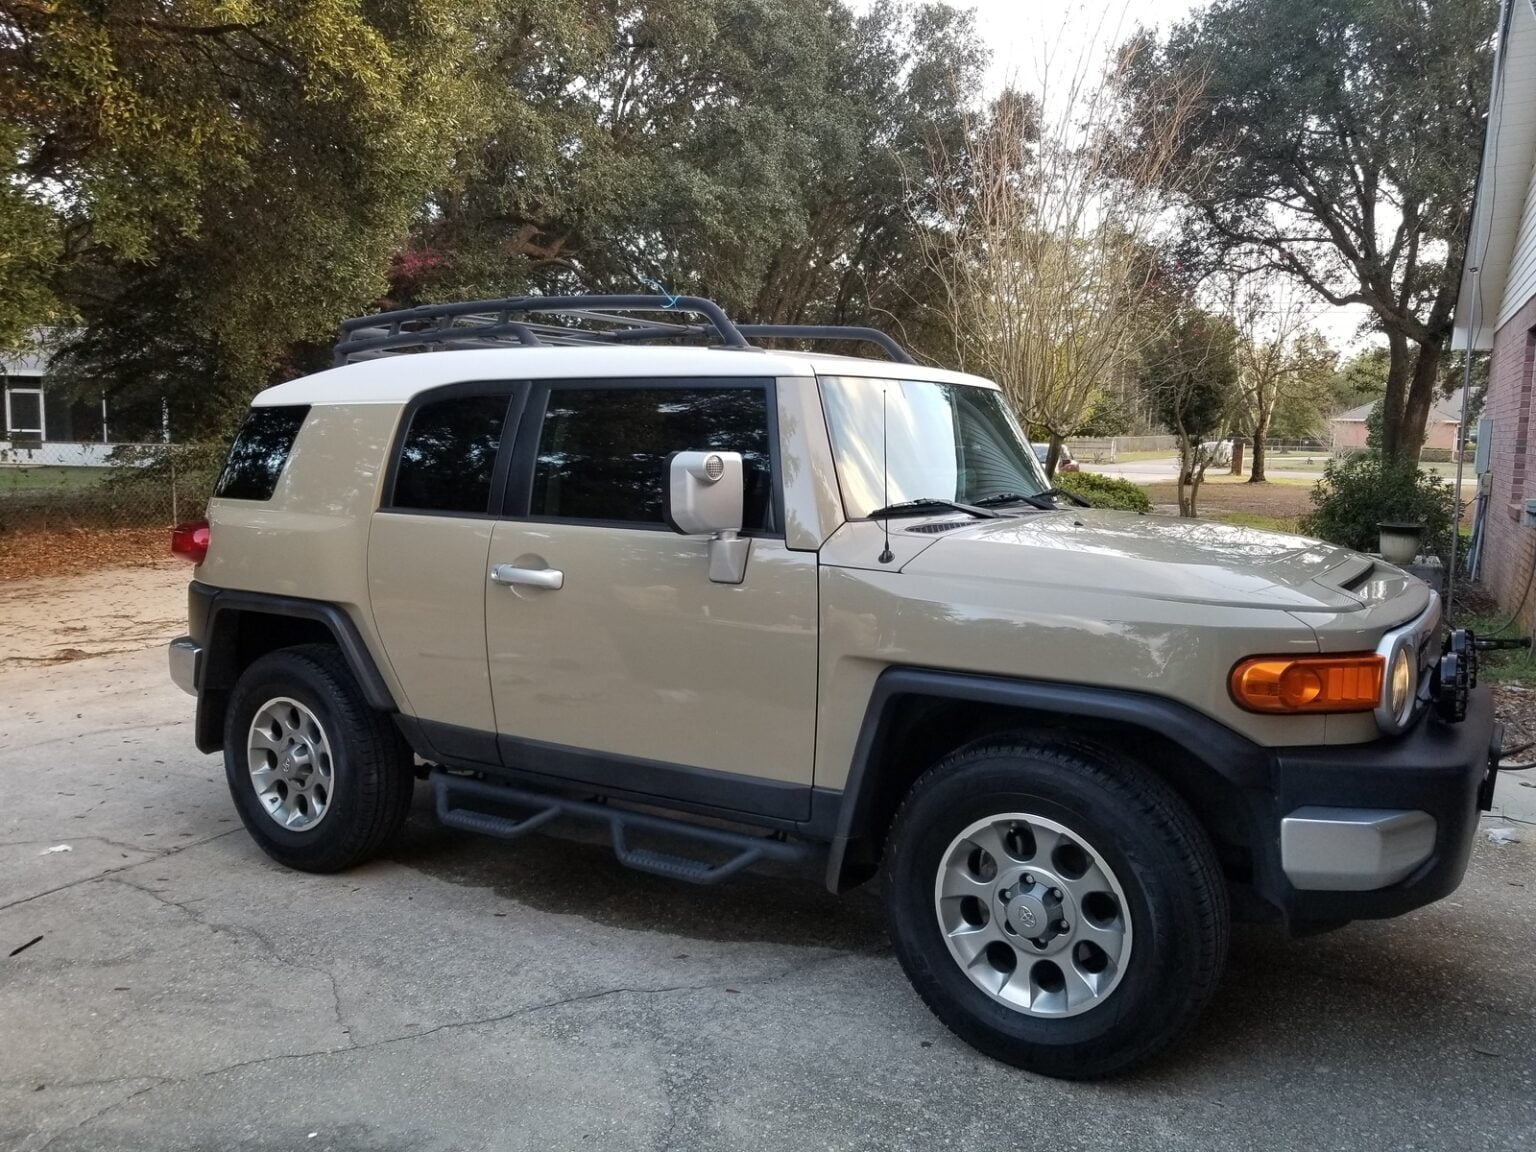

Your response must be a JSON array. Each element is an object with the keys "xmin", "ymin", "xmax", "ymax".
[
  {"xmin": 934, "ymin": 812, "xmax": 1133, "ymax": 1017},
  {"xmin": 247, "ymin": 696, "xmax": 334, "ymax": 832}
]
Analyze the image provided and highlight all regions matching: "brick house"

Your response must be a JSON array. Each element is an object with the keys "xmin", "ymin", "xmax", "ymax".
[
  {"xmin": 1329, "ymin": 394, "xmax": 1463, "ymax": 458},
  {"xmin": 1455, "ymin": 0, "xmax": 1536, "ymax": 618}
]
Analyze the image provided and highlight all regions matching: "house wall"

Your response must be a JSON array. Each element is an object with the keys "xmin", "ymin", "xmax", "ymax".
[
  {"xmin": 1478, "ymin": 292, "xmax": 1536, "ymax": 628},
  {"xmin": 1332, "ymin": 421, "xmax": 1369, "ymax": 450},
  {"xmin": 1329, "ymin": 419, "xmax": 1457, "ymax": 453},
  {"xmin": 1502, "ymin": 135, "xmax": 1536, "ymax": 331}
]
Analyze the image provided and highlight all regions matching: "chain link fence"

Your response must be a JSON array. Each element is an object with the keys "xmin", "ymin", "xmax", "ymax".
[{"xmin": 0, "ymin": 441, "xmax": 217, "ymax": 536}]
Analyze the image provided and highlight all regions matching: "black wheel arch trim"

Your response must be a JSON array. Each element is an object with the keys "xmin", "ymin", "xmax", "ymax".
[
  {"xmin": 825, "ymin": 667, "xmax": 1272, "ymax": 893},
  {"xmin": 190, "ymin": 583, "xmax": 396, "ymax": 752}
]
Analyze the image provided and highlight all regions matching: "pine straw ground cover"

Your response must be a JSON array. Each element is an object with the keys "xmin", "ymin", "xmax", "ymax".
[{"xmin": 0, "ymin": 527, "xmax": 171, "ymax": 582}]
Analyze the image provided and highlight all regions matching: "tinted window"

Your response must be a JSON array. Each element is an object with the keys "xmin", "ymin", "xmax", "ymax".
[
  {"xmin": 530, "ymin": 386, "xmax": 773, "ymax": 530},
  {"xmin": 392, "ymin": 393, "xmax": 509, "ymax": 513},
  {"xmin": 215, "ymin": 405, "xmax": 310, "ymax": 501}
]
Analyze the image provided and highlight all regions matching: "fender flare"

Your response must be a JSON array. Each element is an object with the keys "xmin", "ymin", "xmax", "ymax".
[
  {"xmin": 192, "ymin": 584, "xmax": 396, "ymax": 751},
  {"xmin": 824, "ymin": 667, "xmax": 1272, "ymax": 893}
]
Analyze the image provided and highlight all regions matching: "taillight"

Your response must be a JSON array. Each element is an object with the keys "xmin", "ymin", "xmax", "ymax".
[
  {"xmin": 171, "ymin": 520, "xmax": 210, "ymax": 564},
  {"xmin": 1229, "ymin": 654, "xmax": 1384, "ymax": 714}
]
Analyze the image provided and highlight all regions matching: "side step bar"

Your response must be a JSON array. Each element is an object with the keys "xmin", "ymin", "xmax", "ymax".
[{"xmin": 431, "ymin": 771, "xmax": 814, "ymax": 885}]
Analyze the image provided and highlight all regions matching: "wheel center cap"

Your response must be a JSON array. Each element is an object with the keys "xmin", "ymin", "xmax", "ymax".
[{"xmin": 1006, "ymin": 893, "xmax": 1050, "ymax": 936}]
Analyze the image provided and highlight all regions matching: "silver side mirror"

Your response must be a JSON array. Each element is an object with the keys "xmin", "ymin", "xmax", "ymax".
[{"xmin": 664, "ymin": 451, "xmax": 749, "ymax": 584}]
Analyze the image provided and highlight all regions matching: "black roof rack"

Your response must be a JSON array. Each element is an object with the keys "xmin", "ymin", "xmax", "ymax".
[{"xmin": 332, "ymin": 295, "xmax": 916, "ymax": 366}]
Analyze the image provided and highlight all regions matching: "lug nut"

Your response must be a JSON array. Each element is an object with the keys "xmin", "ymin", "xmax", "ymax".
[
  {"xmin": 1023, "ymin": 874, "xmax": 1034, "ymax": 886},
  {"xmin": 1051, "ymin": 888, "xmax": 1063, "ymax": 899}
]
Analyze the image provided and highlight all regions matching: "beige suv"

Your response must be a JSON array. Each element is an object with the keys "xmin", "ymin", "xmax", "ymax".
[{"xmin": 168, "ymin": 295, "xmax": 1501, "ymax": 1079}]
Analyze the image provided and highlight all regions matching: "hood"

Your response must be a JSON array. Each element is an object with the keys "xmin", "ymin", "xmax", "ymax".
[{"xmin": 899, "ymin": 509, "xmax": 1428, "ymax": 615}]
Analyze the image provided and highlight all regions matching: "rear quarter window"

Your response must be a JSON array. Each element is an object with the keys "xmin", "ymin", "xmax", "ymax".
[{"xmin": 214, "ymin": 405, "xmax": 310, "ymax": 501}]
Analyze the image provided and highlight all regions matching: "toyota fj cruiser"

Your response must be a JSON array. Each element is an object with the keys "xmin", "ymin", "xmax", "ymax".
[{"xmin": 168, "ymin": 295, "xmax": 1501, "ymax": 1079}]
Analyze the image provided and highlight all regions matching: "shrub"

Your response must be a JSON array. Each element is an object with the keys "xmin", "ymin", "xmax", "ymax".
[
  {"xmin": 1054, "ymin": 470, "xmax": 1152, "ymax": 513},
  {"xmin": 1299, "ymin": 453, "xmax": 1457, "ymax": 562}
]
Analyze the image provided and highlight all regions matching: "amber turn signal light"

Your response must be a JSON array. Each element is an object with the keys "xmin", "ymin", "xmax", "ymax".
[{"xmin": 1229, "ymin": 654, "xmax": 1384, "ymax": 714}]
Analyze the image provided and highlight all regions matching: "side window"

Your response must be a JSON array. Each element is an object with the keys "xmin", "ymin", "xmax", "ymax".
[
  {"xmin": 215, "ymin": 405, "xmax": 310, "ymax": 501},
  {"xmin": 392, "ymin": 393, "xmax": 509, "ymax": 514},
  {"xmin": 528, "ymin": 385, "xmax": 774, "ymax": 531}
]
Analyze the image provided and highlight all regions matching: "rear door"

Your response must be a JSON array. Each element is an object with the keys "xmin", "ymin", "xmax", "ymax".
[
  {"xmin": 484, "ymin": 378, "xmax": 819, "ymax": 819},
  {"xmin": 368, "ymin": 383, "xmax": 521, "ymax": 756}
]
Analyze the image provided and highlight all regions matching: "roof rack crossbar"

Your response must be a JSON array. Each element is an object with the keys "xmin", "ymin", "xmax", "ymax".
[
  {"xmin": 736, "ymin": 325, "xmax": 916, "ymax": 365},
  {"xmin": 334, "ymin": 295, "xmax": 751, "ymax": 364},
  {"xmin": 332, "ymin": 295, "xmax": 917, "ymax": 365}
]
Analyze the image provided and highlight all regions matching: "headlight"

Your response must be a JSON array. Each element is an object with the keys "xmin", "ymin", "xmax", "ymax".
[{"xmin": 1389, "ymin": 645, "xmax": 1414, "ymax": 722}]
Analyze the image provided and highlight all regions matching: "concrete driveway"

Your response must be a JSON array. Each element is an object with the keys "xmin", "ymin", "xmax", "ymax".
[{"xmin": 3, "ymin": 588, "xmax": 1535, "ymax": 1150}]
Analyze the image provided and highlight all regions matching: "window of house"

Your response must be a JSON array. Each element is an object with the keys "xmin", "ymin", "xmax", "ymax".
[
  {"xmin": 391, "ymin": 393, "xmax": 510, "ymax": 514},
  {"xmin": 527, "ymin": 384, "xmax": 774, "ymax": 531}
]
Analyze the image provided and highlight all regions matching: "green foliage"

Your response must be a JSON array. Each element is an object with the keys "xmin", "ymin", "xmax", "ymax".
[
  {"xmin": 1076, "ymin": 392, "xmax": 1138, "ymax": 437},
  {"xmin": 1122, "ymin": 0, "xmax": 1496, "ymax": 462},
  {"xmin": 398, "ymin": 0, "xmax": 986, "ymax": 357},
  {"xmin": 3, "ymin": 0, "xmax": 493, "ymax": 428},
  {"xmin": 1330, "ymin": 347, "xmax": 1389, "ymax": 412},
  {"xmin": 1138, "ymin": 307, "xmax": 1240, "ymax": 440},
  {"xmin": 1054, "ymin": 471, "xmax": 1152, "ymax": 513},
  {"xmin": 1300, "ymin": 453, "xmax": 1458, "ymax": 563}
]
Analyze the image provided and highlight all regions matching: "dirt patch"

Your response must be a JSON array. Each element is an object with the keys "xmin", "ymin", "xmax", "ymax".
[
  {"xmin": 0, "ymin": 527, "xmax": 171, "ymax": 582},
  {"xmin": 0, "ymin": 561, "xmax": 189, "ymax": 666},
  {"xmin": 1143, "ymin": 478, "xmax": 1314, "ymax": 520}
]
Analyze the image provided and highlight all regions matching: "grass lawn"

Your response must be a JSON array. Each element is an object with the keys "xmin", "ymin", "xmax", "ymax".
[{"xmin": 0, "ymin": 465, "xmax": 109, "ymax": 492}]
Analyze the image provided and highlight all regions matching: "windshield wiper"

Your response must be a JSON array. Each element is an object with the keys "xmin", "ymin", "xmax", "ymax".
[
  {"xmin": 976, "ymin": 489, "xmax": 1092, "ymax": 510},
  {"xmin": 867, "ymin": 497, "xmax": 1001, "ymax": 520}
]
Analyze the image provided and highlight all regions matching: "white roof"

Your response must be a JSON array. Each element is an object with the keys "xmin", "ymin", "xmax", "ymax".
[
  {"xmin": 254, "ymin": 345, "xmax": 1001, "ymax": 406},
  {"xmin": 1454, "ymin": 0, "xmax": 1536, "ymax": 350}
]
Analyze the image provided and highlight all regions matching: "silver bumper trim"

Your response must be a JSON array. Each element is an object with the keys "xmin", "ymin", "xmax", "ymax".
[
  {"xmin": 168, "ymin": 637, "xmax": 201, "ymax": 696},
  {"xmin": 1280, "ymin": 807, "xmax": 1437, "ymax": 891}
]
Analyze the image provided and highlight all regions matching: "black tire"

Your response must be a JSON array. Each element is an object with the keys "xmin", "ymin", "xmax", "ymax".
[
  {"xmin": 223, "ymin": 644, "xmax": 414, "ymax": 873},
  {"xmin": 884, "ymin": 737, "xmax": 1228, "ymax": 1079}
]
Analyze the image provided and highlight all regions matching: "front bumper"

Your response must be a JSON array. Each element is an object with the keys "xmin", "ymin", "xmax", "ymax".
[
  {"xmin": 1256, "ymin": 685, "xmax": 1500, "ymax": 924},
  {"xmin": 168, "ymin": 636, "xmax": 201, "ymax": 696}
]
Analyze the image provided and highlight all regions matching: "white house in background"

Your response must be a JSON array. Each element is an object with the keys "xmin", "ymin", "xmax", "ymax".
[
  {"xmin": 0, "ymin": 339, "xmax": 162, "ymax": 465},
  {"xmin": 1454, "ymin": 0, "xmax": 1536, "ymax": 622}
]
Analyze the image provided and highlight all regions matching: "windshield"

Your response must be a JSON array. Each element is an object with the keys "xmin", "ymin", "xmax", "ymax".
[{"xmin": 820, "ymin": 375, "xmax": 1050, "ymax": 518}]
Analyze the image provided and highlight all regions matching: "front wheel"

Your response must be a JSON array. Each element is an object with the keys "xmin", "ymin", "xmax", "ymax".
[
  {"xmin": 224, "ymin": 644, "xmax": 415, "ymax": 873},
  {"xmin": 884, "ymin": 738, "xmax": 1229, "ymax": 1079}
]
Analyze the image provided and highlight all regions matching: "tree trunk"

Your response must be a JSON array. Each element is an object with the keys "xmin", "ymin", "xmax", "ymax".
[
  {"xmin": 1177, "ymin": 430, "xmax": 1196, "ymax": 517},
  {"xmin": 1399, "ymin": 337, "xmax": 1444, "ymax": 464},
  {"xmin": 1378, "ymin": 332, "xmax": 1413, "ymax": 463},
  {"xmin": 1249, "ymin": 410, "xmax": 1270, "ymax": 483},
  {"xmin": 1045, "ymin": 432, "xmax": 1064, "ymax": 478}
]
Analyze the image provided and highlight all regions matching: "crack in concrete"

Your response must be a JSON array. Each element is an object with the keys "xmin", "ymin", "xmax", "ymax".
[
  {"xmin": 32, "ymin": 1079, "xmax": 171, "ymax": 1152},
  {"xmin": 23, "ymin": 947, "xmax": 869, "ymax": 1147},
  {"xmin": 106, "ymin": 876, "xmax": 358, "ymax": 1049},
  {"xmin": 0, "ymin": 829, "xmax": 241, "ymax": 914}
]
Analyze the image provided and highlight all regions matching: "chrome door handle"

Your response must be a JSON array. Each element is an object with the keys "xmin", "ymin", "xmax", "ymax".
[{"xmin": 490, "ymin": 564, "xmax": 564, "ymax": 590}]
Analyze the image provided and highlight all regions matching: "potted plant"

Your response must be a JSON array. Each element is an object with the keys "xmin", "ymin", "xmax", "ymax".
[{"xmin": 1378, "ymin": 520, "xmax": 1424, "ymax": 565}]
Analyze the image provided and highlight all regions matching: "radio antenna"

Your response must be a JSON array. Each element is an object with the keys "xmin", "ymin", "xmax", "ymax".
[{"xmin": 878, "ymin": 389, "xmax": 894, "ymax": 565}]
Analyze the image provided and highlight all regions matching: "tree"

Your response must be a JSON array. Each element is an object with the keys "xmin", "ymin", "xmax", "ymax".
[
  {"xmin": 920, "ymin": 36, "xmax": 1211, "ymax": 475},
  {"xmin": 1227, "ymin": 272, "xmax": 1335, "ymax": 481},
  {"xmin": 2, "ymin": 0, "xmax": 491, "ymax": 427},
  {"xmin": 401, "ymin": 0, "xmax": 985, "ymax": 362},
  {"xmin": 1140, "ymin": 305, "xmax": 1241, "ymax": 516},
  {"xmin": 1121, "ymin": 0, "xmax": 1496, "ymax": 466}
]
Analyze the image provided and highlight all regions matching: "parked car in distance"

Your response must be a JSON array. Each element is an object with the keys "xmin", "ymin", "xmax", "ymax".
[
  {"xmin": 168, "ymin": 294, "xmax": 1500, "ymax": 1081},
  {"xmin": 1032, "ymin": 442, "xmax": 1079, "ymax": 473}
]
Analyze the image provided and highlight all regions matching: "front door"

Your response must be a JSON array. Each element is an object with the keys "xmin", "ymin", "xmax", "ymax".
[{"xmin": 485, "ymin": 378, "xmax": 818, "ymax": 819}]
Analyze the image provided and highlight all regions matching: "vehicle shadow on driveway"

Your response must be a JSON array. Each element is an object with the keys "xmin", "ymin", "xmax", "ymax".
[{"xmin": 387, "ymin": 793, "xmax": 1534, "ymax": 1100}]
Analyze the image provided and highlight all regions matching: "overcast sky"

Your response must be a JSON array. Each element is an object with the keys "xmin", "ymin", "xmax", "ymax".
[{"xmin": 846, "ymin": 0, "xmax": 1376, "ymax": 353}]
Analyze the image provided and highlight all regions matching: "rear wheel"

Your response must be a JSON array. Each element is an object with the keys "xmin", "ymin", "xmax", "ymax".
[
  {"xmin": 884, "ymin": 738, "xmax": 1228, "ymax": 1079},
  {"xmin": 224, "ymin": 645, "xmax": 414, "ymax": 872}
]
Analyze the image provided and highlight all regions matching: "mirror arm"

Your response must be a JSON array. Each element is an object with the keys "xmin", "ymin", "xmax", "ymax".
[{"xmin": 708, "ymin": 530, "xmax": 749, "ymax": 585}]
